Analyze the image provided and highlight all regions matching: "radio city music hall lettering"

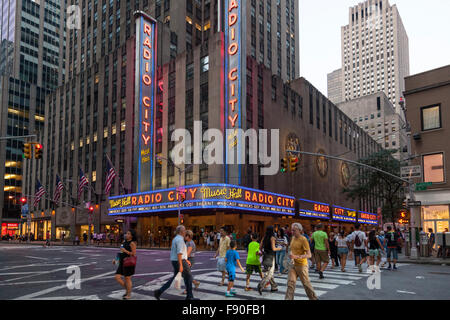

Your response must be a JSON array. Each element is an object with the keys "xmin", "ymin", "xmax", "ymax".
[
  {"xmin": 141, "ymin": 22, "xmax": 154, "ymax": 147},
  {"xmin": 227, "ymin": 0, "xmax": 239, "ymax": 129},
  {"xmin": 314, "ymin": 203, "xmax": 330, "ymax": 214}
]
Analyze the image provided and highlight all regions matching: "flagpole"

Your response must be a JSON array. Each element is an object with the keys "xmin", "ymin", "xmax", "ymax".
[
  {"xmin": 105, "ymin": 153, "xmax": 128, "ymax": 235},
  {"xmin": 105, "ymin": 153, "xmax": 127, "ymax": 195}
]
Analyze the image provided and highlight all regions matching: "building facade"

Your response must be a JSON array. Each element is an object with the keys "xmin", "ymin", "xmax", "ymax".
[
  {"xmin": 337, "ymin": 91, "xmax": 407, "ymax": 159},
  {"xmin": 0, "ymin": 0, "xmax": 66, "ymax": 237},
  {"xmin": 329, "ymin": 0, "xmax": 410, "ymax": 116},
  {"xmin": 327, "ymin": 68, "xmax": 343, "ymax": 104},
  {"xmin": 26, "ymin": 1, "xmax": 384, "ymax": 242},
  {"xmin": 404, "ymin": 65, "xmax": 450, "ymax": 234}
]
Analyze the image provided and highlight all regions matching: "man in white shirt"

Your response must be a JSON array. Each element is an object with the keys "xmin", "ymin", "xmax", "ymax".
[{"xmin": 350, "ymin": 223, "xmax": 368, "ymax": 273}]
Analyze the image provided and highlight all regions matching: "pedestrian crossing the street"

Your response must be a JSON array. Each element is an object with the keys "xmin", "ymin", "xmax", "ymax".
[{"xmin": 124, "ymin": 264, "xmax": 407, "ymax": 301}]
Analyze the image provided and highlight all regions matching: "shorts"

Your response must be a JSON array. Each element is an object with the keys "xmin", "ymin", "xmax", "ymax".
[
  {"xmin": 227, "ymin": 269, "xmax": 236, "ymax": 282},
  {"xmin": 354, "ymin": 249, "xmax": 367, "ymax": 259},
  {"xmin": 369, "ymin": 249, "xmax": 381, "ymax": 257},
  {"xmin": 246, "ymin": 264, "xmax": 262, "ymax": 275},
  {"xmin": 337, "ymin": 247, "xmax": 349, "ymax": 255},
  {"xmin": 217, "ymin": 257, "xmax": 227, "ymax": 272},
  {"xmin": 387, "ymin": 247, "xmax": 398, "ymax": 260},
  {"xmin": 314, "ymin": 250, "xmax": 329, "ymax": 264}
]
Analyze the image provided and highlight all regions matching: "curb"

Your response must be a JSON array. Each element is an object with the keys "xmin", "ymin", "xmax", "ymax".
[{"xmin": 397, "ymin": 259, "xmax": 450, "ymax": 266}]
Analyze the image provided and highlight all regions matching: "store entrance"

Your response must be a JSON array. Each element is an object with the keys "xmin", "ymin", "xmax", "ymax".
[{"xmin": 248, "ymin": 221, "xmax": 264, "ymax": 239}]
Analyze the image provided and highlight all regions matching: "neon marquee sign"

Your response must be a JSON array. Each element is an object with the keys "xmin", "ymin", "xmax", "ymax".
[
  {"xmin": 358, "ymin": 211, "xmax": 378, "ymax": 225},
  {"xmin": 135, "ymin": 12, "xmax": 157, "ymax": 192},
  {"xmin": 108, "ymin": 184, "xmax": 296, "ymax": 216},
  {"xmin": 224, "ymin": 0, "xmax": 245, "ymax": 184}
]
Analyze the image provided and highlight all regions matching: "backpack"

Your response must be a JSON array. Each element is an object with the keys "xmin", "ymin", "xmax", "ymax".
[{"xmin": 354, "ymin": 232, "xmax": 362, "ymax": 247}]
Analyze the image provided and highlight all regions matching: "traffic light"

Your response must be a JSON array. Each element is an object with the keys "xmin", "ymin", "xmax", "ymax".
[
  {"xmin": 89, "ymin": 205, "xmax": 94, "ymax": 213},
  {"xmin": 289, "ymin": 157, "xmax": 299, "ymax": 172},
  {"xmin": 23, "ymin": 143, "xmax": 32, "ymax": 159},
  {"xmin": 20, "ymin": 197, "xmax": 27, "ymax": 205},
  {"xmin": 180, "ymin": 214, "xmax": 184, "ymax": 225},
  {"xmin": 34, "ymin": 143, "xmax": 43, "ymax": 159},
  {"xmin": 398, "ymin": 210, "xmax": 410, "ymax": 225},
  {"xmin": 280, "ymin": 158, "xmax": 288, "ymax": 173}
]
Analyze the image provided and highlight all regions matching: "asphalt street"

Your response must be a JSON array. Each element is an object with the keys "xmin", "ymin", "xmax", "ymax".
[{"xmin": 0, "ymin": 243, "xmax": 449, "ymax": 300}]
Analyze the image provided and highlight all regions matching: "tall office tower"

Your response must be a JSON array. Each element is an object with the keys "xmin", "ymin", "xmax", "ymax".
[
  {"xmin": 24, "ymin": 0, "xmax": 301, "ymax": 239},
  {"xmin": 0, "ymin": 0, "xmax": 66, "ymax": 232},
  {"xmin": 333, "ymin": 0, "xmax": 409, "ymax": 115},
  {"xmin": 327, "ymin": 68, "xmax": 343, "ymax": 104},
  {"xmin": 246, "ymin": 0, "xmax": 300, "ymax": 81}
]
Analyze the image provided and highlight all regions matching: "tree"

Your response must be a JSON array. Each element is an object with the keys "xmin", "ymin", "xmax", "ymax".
[{"xmin": 343, "ymin": 149, "xmax": 405, "ymax": 228}]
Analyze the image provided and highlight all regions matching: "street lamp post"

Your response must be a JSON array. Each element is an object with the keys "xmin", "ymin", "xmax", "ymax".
[
  {"xmin": 155, "ymin": 155, "xmax": 193, "ymax": 225},
  {"xmin": 400, "ymin": 97, "xmax": 419, "ymax": 259}
]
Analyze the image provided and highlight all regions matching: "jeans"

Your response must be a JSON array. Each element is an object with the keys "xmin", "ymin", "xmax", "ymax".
[
  {"xmin": 276, "ymin": 250, "xmax": 286, "ymax": 273},
  {"xmin": 158, "ymin": 260, "xmax": 194, "ymax": 299},
  {"xmin": 285, "ymin": 265, "xmax": 317, "ymax": 300}
]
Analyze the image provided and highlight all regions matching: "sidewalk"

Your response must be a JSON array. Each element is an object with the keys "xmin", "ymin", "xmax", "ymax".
[
  {"xmin": 397, "ymin": 252, "xmax": 450, "ymax": 266},
  {"xmin": 0, "ymin": 240, "xmax": 218, "ymax": 252}
]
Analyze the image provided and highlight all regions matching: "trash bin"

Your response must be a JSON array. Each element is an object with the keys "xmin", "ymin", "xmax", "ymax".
[{"xmin": 420, "ymin": 233, "xmax": 429, "ymax": 257}]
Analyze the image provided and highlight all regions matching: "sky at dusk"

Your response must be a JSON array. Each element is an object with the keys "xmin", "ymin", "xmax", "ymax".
[{"xmin": 299, "ymin": 0, "xmax": 450, "ymax": 95}]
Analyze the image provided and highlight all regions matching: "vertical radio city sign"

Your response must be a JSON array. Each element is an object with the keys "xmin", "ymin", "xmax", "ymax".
[
  {"xmin": 135, "ymin": 12, "xmax": 157, "ymax": 192},
  {"xmin": 224, "ymin": 0, "xmax": 246, "ymax": 185}
]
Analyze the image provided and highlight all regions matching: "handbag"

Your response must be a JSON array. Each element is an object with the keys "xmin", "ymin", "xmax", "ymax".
[{"xmin": 123, "ymin": 256, "xmax": 137, "ymax": 267}]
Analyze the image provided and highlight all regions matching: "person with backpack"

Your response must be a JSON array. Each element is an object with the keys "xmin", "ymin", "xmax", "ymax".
[
  {"xmin": 368, "ymin": 230, "xmax": 384, "ymax": 272},
  {"xmin": 350, "ymin": 223, "xmax": 368, "ymax": 273},
  {"xmin": 384, "ymin": 225, "xmax": 402, "ymax": 270},
  {"xmin": 242, "ymin": 228, "xmax": 252, "ymax": 252}
]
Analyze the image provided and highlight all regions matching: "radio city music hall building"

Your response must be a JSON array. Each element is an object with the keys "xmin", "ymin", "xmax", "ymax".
[{"xmin": 25, "ymin": 1, "xmax": 381, "ymax": 242}]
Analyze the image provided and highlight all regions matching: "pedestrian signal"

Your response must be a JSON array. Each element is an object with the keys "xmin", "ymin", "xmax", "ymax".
[{"xmin": 280, "ymin": 158, "xmax": 288, "ymax": 173}]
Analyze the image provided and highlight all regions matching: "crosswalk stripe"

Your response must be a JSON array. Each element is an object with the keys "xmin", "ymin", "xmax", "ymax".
[
  {"xmin": 222, "ymin": 272, "xmax": 339, "ymax": 290},
  {"xmin": 195, "ymin": 272, "xmax": 327, "ymax": 298}
]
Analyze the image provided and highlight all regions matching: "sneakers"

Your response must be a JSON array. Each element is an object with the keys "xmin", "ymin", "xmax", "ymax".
[
  {"xmin": 153, "ymin": 290, "xmax": 161, "ymax": 301},
  {"xmin": 257, "ymin": 283, "xmax": 263, "ymax": 295},
  {"xmin": 225, "ymin": 292, "xmax": 235, "ymax": 297},
  {"xmin": 358, "ymin": 264, "xmax": 363, "ymax": 273},
  {"xmin": 387, "ymin": 264, "xmax": 392, "ymax": 270},
  {"xmin": 319, "ymin": 271, "xmax": 324, "ymax": 279},
  {"xmin": 271, "ymin": 288, "xmax": 279, "ymax": 292},
  {"xmin": 393, "ymin": 265, "xmax": 397, "ymax": 270},
  {"xmin": 230, "ymin": 289, "xmax": 237, "ymax": 294}
]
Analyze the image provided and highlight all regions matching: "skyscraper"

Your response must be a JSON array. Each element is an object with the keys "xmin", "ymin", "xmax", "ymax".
[
  {"xmin": 327, "ymin": 68, "xmax": 343, "ymax": 104},
  {"xmin": 329, "ymin": 0, "xmax": 410, "ymax": 115},
  {"xmin": 0, "ymin": 0, "xmax": 66, "ymax": 230}
]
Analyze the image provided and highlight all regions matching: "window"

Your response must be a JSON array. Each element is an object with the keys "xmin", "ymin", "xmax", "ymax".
[
  {"xmin": 423, "ymin": 153, "xmax": 445, "ymax": 183},
  {"xmin": 200, "ymin": 56, "xmax": 209, "ymax": 73},
  {"xmin": 421, "ymin": 105, "xmax": 441, "ymax": 131}
]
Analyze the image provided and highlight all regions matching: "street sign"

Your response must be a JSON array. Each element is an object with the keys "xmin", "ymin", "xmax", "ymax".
[
  {"xmin": 21, "ymin": 204, "xmax": 29, "ymax": 215},
  {"xmin": 415, "ymin": 182, "xmax": 432, "ymax": 191},
  {"xmin": 401, "ymin": 166, "xmax": 422, "ymax": 179},
  {"xmin": 407, "ymin": 201, "xmax": 422, "ymax": 207}
]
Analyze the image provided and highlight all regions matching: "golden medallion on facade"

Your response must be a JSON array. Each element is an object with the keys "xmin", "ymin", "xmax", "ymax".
[
  {"xmin": 285, "ymin": 133, "xmax": 301, "ymax": 159},
  {"xmin": 316, "ymin": 149, "xmax": 328, "ymax": 177},
  {"xmin": 340, "ymin": 162, "xmax": 350, "ymax": 187}
]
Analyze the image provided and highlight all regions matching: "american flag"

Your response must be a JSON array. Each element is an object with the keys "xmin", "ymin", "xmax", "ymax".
[
  {"xmin": 33, "ymin": 179, "xmax": 46, "ymax": 207},
  {"xmin": 77, "ymin": 167, "xmax": 89, "ymax": 200},
  {"xmin": 53, "ymin": 174, "xmax": 64, "ymax": 203},
  {"xmin": 104, "ymin": 158, "xmax": 117, "ymax": 195}
]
